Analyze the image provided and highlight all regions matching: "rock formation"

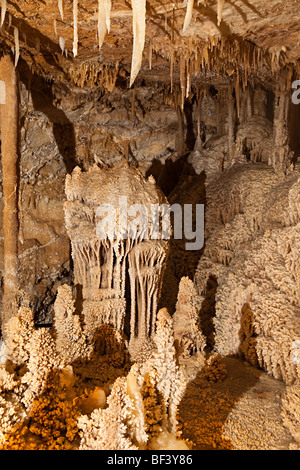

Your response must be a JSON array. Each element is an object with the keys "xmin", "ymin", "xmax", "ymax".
[{"xmin": 64, "ymin": 161, "xmax": 169, "ymax": 357}]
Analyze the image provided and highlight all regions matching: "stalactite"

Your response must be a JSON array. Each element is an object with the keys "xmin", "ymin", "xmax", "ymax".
[
  {"xmin": 170, "ymin": 51, "xmax": 174, "ymax": 92},
  {"xmin": 0, "ymin": 55, "xmax": 19, "ymax": 333},
  {"xmin": 217, "ymin": 0, "xmax": 225, "ymax": 26},
  {"xmin": 58, "ymin": 0, "xmax": 64, "ymax": 21},
  {"xmin": 0, "ymin": 0, "xmax": 6, "ymax": 28},
  {"xmin": 54, "ymin": 19, "xmax": 57, "ymax": 37},
  {"xmin": 130, "ymin": 0, "xmax": 146, "ymax": 87},
  {"xmin": 59, "ymin": 37, "xmax": 66, "ymax": 55},
  {"xmin": 179, "ymin": 56, "xmax": 186, "ymax": 111},
  {"xmin": 186, "ymin": 58, "xmax": 191, "ymax": 99},
  {"xmin": 176, "ymin": 106, "xmax": 186, "ymax": 156},
  {"xmin": 171, "ymin": 6, "xmax": 175, "ymax": 43},
  {"xmin": 73, "ymin": 0, "xmax": 78, "ymax": 57},
  {"xmin": 182, "ymin": 0, "xmax": 194, "ymax": 33},
  {"xmin": 97, "ymin": 0, "xmax": 111, "ymax": 50},
  {"xmin": 14, "ymin": 27, "xmax": 19, "ymax": 67},
  {"xmin": 148, "ymin": 41, "xmax": 152, "ymax": 70},
  {"xmin": 235, "ymin": 68, "xmax": 240, "ymax": 120},
  {"xmin": 196, "ymin": 88, "xmax": 202, "ymax": 146},
  {"xmin": 246, "ymin": 86, "xmax": 253, "ymax": 121}
]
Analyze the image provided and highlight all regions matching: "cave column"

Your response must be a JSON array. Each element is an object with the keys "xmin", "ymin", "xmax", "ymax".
[
  {"xmin": 0, "ymin": 56, "xmax": 19, "ymax": 331},
  {"xmin": 271, "ymin": 80, "xmax": 293, "ymax": 176}
]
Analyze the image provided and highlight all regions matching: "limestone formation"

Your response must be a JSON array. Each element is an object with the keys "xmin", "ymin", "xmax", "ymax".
[{"xmin": 64, "ymin": 161, "xmax": 169, "ymax": 356}]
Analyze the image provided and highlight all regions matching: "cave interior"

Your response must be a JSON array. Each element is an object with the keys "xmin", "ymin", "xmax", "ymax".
[{"xmin": 0, "ymin": 0, "xmax": 299, "ymax": 451}]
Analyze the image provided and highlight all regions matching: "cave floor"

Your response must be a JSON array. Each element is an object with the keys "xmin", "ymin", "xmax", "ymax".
[{"xmin": 178, "ymin": 356, "xmax": 294, "ymax": 450}]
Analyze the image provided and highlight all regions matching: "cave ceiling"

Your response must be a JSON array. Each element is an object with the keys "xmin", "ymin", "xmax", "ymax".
[{"xmin": 1, "ymin": 0, "xmax": 300, "ymax": 90}]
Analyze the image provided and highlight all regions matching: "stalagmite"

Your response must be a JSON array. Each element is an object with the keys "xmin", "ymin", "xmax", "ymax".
[
  {"xmin": 97, "ymin": 0, "xmax": 111, "ymax": 50},
  {"xmin": 217, "ymin": 0, "xmax": 225, "ymax": 26},
  {"xmin": 0, "ymin": 56, "xmax": 19, "ymax": 332},
  {"xmin": 182, "ymin": 0, "xmax": 194, "ymax": 33},
  {"xmin": 14, "ymin": 28, "xmax": 19, "ymax": 68},
  {"xmin": 173, "ymin": 277, "xmax": 206, "ymax": 358},
  {"xmin": 130, "ymin": 0, "xmax": 146, "ymax": 87},
  {"xmin": 58, "ymin": 0, "xmax": 64, "ymax": 21},
  {"xmin": 73, "ymin": 0, "xmax": 78, "ymax": 57},
  {"xmin": 0, "ymin": 0, "xmax": 6, "ymax": 28}
]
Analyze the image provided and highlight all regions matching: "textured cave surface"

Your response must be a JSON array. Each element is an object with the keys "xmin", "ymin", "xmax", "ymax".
[{"xmin": 0, "ymin": 0, "xmax": 299, "ymax": 451}]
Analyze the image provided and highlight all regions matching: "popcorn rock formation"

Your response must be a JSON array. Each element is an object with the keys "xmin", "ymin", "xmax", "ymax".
[
  {"xmin": 194, "ymin": 164, "xmax": 300, "ymax": 385},
  {"xmin": 0, "ymin": 300, "xmax": 189, "ymax": 450}
]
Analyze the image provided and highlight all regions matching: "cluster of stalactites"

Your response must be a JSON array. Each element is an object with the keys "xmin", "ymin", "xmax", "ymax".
[
  {"xmin": 166, "ymin": 35, "xmax": 292, "ymax": 111},
  {"xmin": 0, "ymin": 0, "xmax": 294, "ymax": 90}
]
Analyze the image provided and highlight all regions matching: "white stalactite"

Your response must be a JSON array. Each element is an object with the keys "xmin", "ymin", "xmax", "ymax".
[
  {"xmin": 217, "ymin": 0, "xmax": 225, "ymax": 26},
  {"xmin": 54, "ymin": 19, "xmax": 57, "ymax": 37},
  {"xmin": 130, "ymin": 0, "xmax": 146, "ymax": 87},
  {"xmin": 58, "ymin": 0, "xmax": 64, "ymax": 21},
  {"xmin": 97, "ymin": 0, "xmax": 111, "ymax": 49},
  {"xmin": 14, "ymin": 27, "xmax": 19, "ymax": 67},
  {"xmin": 59, "ymin": 36, "xmax": 66, "ymax": 55},
  {"xmin": 182, "ymin": 0, "xmax": 194, "ymax": 33},
  {"xmin": 73, "ymin": 0, "xmax": 78, "ymax": 57},
  {"xmin": 1, "ymin": 0, "xmax": 6, "ymax": 28}
]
